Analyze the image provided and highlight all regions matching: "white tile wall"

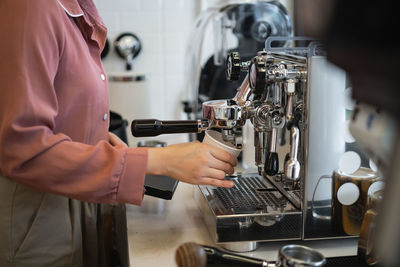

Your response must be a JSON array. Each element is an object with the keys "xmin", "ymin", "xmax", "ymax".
[
  {"xmin": 96, "ymin": 0, "xmax": 198, "ymax": 146},
  {"xmin": 96, "ymin": 0, "xmax": 293, "ymax": 146}
]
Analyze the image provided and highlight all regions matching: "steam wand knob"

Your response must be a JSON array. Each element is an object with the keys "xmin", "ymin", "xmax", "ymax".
[{"xmin": 265, "ymin": 127, "xmax": 279, "ymax": 176}]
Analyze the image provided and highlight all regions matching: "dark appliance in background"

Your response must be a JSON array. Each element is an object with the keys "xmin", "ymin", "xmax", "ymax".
[
  {"xmin": 109, "ymin": 111, "xmax": 129, "ymax": 145},
  {"xmin": 101, "ymin": 38, "xmax": 110, "ymax": 59}
]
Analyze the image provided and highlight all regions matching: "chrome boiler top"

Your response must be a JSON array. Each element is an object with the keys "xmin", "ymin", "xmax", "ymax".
[{"xmin": 203, "ymin": 50, "xmax": 307, "ymax": 182}]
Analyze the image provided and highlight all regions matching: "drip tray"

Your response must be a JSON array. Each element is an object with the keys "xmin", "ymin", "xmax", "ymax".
[
  {"xmin": 214, "ymin": 176, "xmax": 295, "ymax": 214},
  {"xmin": 203, "ymin": 175, "xmax": 301, "ymax": 215},
  {"xmin": 195, "ymin": 174, "xmax": 303, "ymax": 243}
]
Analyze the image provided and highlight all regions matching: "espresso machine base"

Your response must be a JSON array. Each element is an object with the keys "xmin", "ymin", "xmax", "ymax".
[{"xmin": 194, "ymin": 173, "xmax": 357, "ymax": 252}]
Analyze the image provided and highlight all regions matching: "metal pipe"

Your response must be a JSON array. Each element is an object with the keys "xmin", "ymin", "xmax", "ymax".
[
  {"xmin": 284, "ymin": 127, "xmax": 300, "ymax": 180},
  {"xmin": 233, "ymin": 73, "xmax": 252, "ymax": 106}
]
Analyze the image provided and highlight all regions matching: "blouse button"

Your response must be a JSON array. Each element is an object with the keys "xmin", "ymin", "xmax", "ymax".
[
  {"xmin": 100, "ymin": 74, "xmax": 106, "ymax": 81},
  {"xmin": 103, "ymin": 113, "xmax": 108, "ymax": 121}
]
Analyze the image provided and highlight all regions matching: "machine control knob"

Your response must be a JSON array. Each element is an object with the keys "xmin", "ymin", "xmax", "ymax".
[
  {"xmin": 265, "ymin": 152, "xmax": 279, "ymax": 176},
  {"xmin": 249, "ymin": 55, "xmax": 267, "ymax": 95},
  {"xmin": 226, "ymin": 52, "xmax": 241, "ymax": 81}
]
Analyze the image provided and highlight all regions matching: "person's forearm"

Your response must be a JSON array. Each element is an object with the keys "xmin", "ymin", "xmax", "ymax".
[{"xmin": 147, "ymin": 147, "xmax": 169, "ymax": 176}]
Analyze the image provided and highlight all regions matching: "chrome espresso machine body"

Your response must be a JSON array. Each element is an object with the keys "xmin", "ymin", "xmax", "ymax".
[
  {"xmin": 131, "ymin": 38, "xmax": 359, "ymax": 250},
  {"xmin": 194, "ymin": 39, "xmax": 352, "ymax": 249}
]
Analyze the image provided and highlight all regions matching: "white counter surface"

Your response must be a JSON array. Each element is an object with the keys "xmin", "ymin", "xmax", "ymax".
[{"xmin": 126, "ymin": 182, "xmax": 358, "ymax": 267}]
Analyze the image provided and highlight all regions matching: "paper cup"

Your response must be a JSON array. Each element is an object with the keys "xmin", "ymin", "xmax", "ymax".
[{"xmin": 202, "ymin": 130, "xmax": 242, "ymax": 157}]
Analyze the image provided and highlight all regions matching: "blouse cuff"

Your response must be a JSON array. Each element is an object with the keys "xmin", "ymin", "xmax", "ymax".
[{"xmin": 116, "ymin": 147, "xmax": 148, "ymax": 205}]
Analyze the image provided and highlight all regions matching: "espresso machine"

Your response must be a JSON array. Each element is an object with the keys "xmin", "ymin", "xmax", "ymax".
[
  {"xmin": 131, "ymin": 35, "xmax": 386, "ymax": 253},
  {"xmin": 196, "ymin": 39, "xmax": 351, "ymax": 251}
]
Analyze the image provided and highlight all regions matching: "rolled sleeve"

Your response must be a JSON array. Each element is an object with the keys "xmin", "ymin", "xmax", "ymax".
[{"xmin": 116, "ymin": 147, "xmax": 148, "ymax": 205}]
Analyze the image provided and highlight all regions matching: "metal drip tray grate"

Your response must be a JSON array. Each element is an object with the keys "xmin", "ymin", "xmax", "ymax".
[
  {"xmin": 289, "ymin": 189, "xmax": 302, "ymax": 199},
  {"xmin": 213, "ymin": 176, "xmax": 296, "ymax": 214},
  {"xmin": 197, "ymin": 174, "xmax": 303, "ymax": 242}
]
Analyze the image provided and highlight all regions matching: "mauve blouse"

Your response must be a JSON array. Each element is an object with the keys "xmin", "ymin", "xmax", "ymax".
[{"xmin": 0, "ymin": 0, "xmax": 147, "ymax": 205}]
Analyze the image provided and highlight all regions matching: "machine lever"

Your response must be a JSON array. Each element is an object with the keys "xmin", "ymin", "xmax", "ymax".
[
  {"xmin": 265, "ymin": 152, "xmax": 279, "ymax": 176},
  {"xmin": 265, "ymin": 128, "xmax": 279, "ymax": 176},
  {"xmin": 131, "ymin": 119, "xmax": 208, "ymax": 137}
]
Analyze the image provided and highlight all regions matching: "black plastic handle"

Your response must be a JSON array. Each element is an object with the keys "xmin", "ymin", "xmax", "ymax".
[
  {"xmin": 265, "ymin": 152, "xmax": 279, "ymax": 176},
  {"xmin": 131, "ymin": 119, "xmax": 199, "ymax": 137}
]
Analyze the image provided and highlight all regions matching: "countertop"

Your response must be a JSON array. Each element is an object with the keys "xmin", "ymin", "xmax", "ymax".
[{"xmin": 126, "ymin": 182, "xmax": 358, "ymax": 267}]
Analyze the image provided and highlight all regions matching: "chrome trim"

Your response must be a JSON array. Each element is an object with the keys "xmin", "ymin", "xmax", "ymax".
[
  {"xmin": 202, "ymin": 100, "xmax": 243, "ymax": 128},
  {"xmin": 263, "ymin": 174, "xmax": 301, "ymax": 209},
  {"xmin": 278, "ymin": 244, "xmax": 326, "ymax": 267},
  {"xmin": 220, "ymin": 241, "xmax": 258, "ymax": 252},
  {"xmin": 233, "ymin": 73, "xmax": 252, "ymax": 106},
  {"xmin": 284, "ymin": 127, "xmax": 300, "ymax": 180},
  {"xmin": 197, "ymin": 120, "xmax": 209, "ymax": 133}
]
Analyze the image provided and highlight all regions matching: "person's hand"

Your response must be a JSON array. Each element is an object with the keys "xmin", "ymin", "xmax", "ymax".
[
  {"xmin": 147, "ymin": 142, "xmax": 238, "ymax": 188},
  {"xmin": 108, "ymin": 132, "xmax": 128, "ymax": 149}
]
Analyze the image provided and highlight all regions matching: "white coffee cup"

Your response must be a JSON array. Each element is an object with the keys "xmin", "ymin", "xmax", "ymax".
[{"xmin": 202, "ymin": 130, "xmax": 242, "ymax": 157}]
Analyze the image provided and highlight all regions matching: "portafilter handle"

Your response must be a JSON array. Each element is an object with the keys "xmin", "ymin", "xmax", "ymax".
[
  {"xmin": 175, "ymin": 242, "xmax": 326, "ymax": 267},
  {"xmin": 175, "ymin": 242, "xmax": 269, "ymax": 267},
  {"xmin": 131, "ymin": 119, "xmax": 208, "ymax": 137}
]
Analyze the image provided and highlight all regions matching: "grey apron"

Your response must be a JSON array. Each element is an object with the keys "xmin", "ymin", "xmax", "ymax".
[{"xmin": 0, "ymin": 174, "xmax": 129, "ymax": 267}]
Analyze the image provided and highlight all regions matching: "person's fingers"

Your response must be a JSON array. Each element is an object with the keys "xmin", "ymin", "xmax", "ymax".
[
  {"xmin": 204, "ymin": 168, "xmax": 226, "ymax": 179},
  {"xmin": 227, "ymin": 166, "xmax": 234, "ymax": 175},
  {"xmin": 207, "ymin": 145, "xmax": 238, "ymax": 166},
  {"xmin": 108, "ymin": 132, "xmax": 119, "ymax": 145},
  {"xmin": 200, "ymin": 177, "xmax": 235, "ymax": 188},
  {"xmin": 208, "ymin": 158, "xmax": 233, "ymax": 174},
  {"xmin": 108, "ymin": 132, "xmax": 127, "ymax": 148}
]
